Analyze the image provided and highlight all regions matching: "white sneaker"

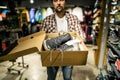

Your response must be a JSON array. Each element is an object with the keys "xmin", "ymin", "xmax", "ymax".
[
  {"xmin": 110, "ymin": 9, "xmax": 118, "ymax": 14},
  {"xmin": 111, "ymin": 1, "xmax": 117, "ymax": 5},
  {"xmin": 110, "ymin": 18, "xmax": 115, "ymax": 23}
]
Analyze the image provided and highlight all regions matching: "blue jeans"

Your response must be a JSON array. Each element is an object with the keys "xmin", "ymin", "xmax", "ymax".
[{"xmin": 47, "ymin": 66, "xmax": 73, "ymax": 80}]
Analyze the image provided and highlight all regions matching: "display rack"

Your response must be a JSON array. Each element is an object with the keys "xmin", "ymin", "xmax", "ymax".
[{"xmin": 105, "ymin": 0, "xmax": 120, "ymax": 79}]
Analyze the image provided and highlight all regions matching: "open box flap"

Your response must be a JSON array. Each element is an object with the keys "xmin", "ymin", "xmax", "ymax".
[
  {"xmin": 0, "ymin": 31, "xmax": 46, "ymax": 61},
  {"xmin": 10, "ymin": 31, "xmax": 46, "ymax": 54}
]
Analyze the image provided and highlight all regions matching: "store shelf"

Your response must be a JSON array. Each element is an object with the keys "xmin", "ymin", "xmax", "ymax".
[{"xmin": 105, "ymin": 0, "xmax": 120, "ymax": 79}]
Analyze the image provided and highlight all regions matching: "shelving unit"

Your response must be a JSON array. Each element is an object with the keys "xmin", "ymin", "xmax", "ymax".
[
  {"xmin": 0, "ymin": 9, "xmax": 22, "ymax": 53},
  {"xmin": 105, "ymin": 0, "xmax": 120, "ymax": 79}
]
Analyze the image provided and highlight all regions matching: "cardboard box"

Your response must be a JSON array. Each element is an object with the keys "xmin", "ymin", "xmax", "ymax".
[
  {"xmin": 40, "ymin": 32, "xmax": 88, "ymax": 66},
  {"xmin": 0, "ymin": 31, "xmax": 88, "ymax": 67}
]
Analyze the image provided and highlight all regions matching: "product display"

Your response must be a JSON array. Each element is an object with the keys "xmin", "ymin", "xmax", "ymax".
[
  {"xmin": 41, "ymin": 8, "xmax": 47, "ymax": 19},
  {"xmin": 46, "ymin": 7, "xmax": 53, "ymax": 17},
  {"xmin": 0, "ymin": 40, "xmax": 18, "ymax": 56},
  {"xmin": 21, "ymin": 9, "xmax": 30, "ymax": 22},
  {"xmin": 29, "ymin": 8, "xmax": 36, "ymax": 23},
  {"xmin": 115, "ymin": 59, "xmax": 120, "ymax": 71},
  {"xmin": 35, "ymin": 9, "xmax": 43, "ymax": 22},
  {"xmin": 107, "ymin": 49, "xmax": 118, "ymax": 62},
  {"xmin": 72, "ymin": 6, "xmax": 84, "ymax": 22},
  {"xmin": 106, "ymin": 0, "xmax": 120, "ymax": 79}
]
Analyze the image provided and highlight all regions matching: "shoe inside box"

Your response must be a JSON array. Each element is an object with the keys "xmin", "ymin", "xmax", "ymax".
[
  {"xmin": 40, "ymin": 32, "xmax": 88, "ymax": 66},
  {"xmin": 42, "ymin": 32, "xmax": 84, "ymax": 51}
]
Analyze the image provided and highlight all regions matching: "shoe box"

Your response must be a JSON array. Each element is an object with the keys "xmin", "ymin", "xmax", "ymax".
[
  {"xmin": 40, "ymin": 31, "xmax": 88, "ymax": 66},
  {"xmin": 0, "ymin": 31, "xmax": 88, "ymax": 66}
]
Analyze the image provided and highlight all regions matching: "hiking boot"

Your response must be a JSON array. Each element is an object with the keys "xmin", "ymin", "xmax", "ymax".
[
  {"xmin": 57, "ymin": 43, "xmax": 73, "ymax": 51},
  {"xmin": 43, "ymin": 33, "xmax": 72, "ymax": 50},
  {"xmin": 107, "ymin": 49, "xmax": 118, "ymax": 62},
  {"xmin": 108, "ymin": 30, "xmax": 119, "ymax": 43}
]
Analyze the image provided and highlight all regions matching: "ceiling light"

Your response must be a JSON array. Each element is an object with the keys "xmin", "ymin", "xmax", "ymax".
[{"xmin": 30, "ymin": 0, "xmax": 34, "ymax": 4}]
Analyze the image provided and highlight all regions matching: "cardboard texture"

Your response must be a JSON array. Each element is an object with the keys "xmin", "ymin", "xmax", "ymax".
[
  {"xmin": 0, "ymin": 31, "xmax": 46, "ymax": 62},
  {"xmin": 40, "ymin": 32, "xmax": 88, "ymax": 66}
]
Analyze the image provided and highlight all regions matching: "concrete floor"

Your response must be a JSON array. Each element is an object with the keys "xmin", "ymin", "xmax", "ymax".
[{"xmin": 0, "ymin": 45, "xmax": 100, "ymax": 80}]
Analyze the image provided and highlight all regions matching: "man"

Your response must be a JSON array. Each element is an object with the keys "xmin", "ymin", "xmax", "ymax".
[{"xmin": 42, "ymin": 0, "xmax": 85, "ymax": 80}]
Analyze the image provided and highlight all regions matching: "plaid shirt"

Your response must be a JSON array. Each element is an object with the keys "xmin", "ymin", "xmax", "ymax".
[{"xmin": 42, "ymin": 12, "xmax": 85, "ymax": 39}]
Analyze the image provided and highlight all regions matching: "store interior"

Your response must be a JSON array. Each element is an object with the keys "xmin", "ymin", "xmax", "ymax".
[{"xmin": 0, "ymin": 0, "xmax": 120, "ymax": 80}]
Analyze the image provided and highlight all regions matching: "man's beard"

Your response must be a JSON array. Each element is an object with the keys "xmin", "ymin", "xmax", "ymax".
[{"xmin": 55, "ymin": 6, "xmax": 64, "ymax": 13}]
